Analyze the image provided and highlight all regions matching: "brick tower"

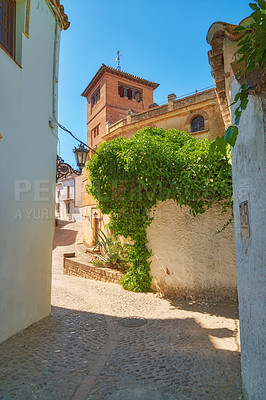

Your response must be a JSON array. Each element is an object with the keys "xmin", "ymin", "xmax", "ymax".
[{"xmin": 81, "ymin": 64, "xmax": 159, "ymax": 149}]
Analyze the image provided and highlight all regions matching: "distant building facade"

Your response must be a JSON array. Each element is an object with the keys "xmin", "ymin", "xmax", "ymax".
[
  {"xmin": 56, "ymin": 175, "xmax": 83, "ymax": 222},
  {"xmin": 81, "ymin": 65, "xmax": 237, "ymax": 300},
  {"xmin": 104, "ymin": 88, "xmax": 224, "ymax": 142},
  {"xmin": 82, "ymin": 65, "xmax": 226, "ymax": 249}
]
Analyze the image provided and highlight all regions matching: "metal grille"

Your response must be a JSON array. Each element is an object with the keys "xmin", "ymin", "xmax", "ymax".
[{"xmin": 191, "ymin": 115, "xmax": 205, "ymax": 132}]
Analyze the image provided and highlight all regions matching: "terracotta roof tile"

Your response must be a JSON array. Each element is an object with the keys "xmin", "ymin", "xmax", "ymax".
[
  {"xmin": 81, "ymin": 64, "xmax": 159, "ymax": 97},
  {"xmin": 49, "ymin": 0, "xmax": 70, "ymax": 30}
]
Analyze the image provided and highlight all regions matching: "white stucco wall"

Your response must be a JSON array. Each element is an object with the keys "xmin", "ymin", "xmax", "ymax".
[
  {"xmin": 0, "ymin": 0, "xmax": 62, "ymax": 343},
  {"xmin": 147, "ymin": 200, "xmax": 237, "ymax": 300},
  {"xmin": 230, "ymin": 82, "xmax": 266, "ymax": 399},
  {"xmin": 56, "ymin": 177, "xmax": 83, "ymax": 222},
  {"xmin": 215, "ymin": 30, "xmax": 266, "ymax": 399}
]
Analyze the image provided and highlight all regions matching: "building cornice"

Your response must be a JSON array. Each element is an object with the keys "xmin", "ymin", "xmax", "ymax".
[
  {"xmin": 81, "ymin": 64, "xmax": 159, "ymax": 97},
  {"xmin": 206, "ymin": 21, "xmax": 244, "ymax": 127},
  {"xmin": 48, "ymin": 0, "xmax": 70, "ymax": 30},
  {"xmin": 104, "ymin": 93, "xmax": 217, "ymax": 141}
]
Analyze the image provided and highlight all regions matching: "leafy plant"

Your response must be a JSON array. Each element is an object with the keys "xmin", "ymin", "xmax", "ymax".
[
  {"xmin": 210, "ymin": 0, "xmax": 266, "ymax": 154},
  {"xmin": 92, "ymin": 259, "xmax": 105, "ymax": 267},
  {"xmin": 94, "ymin": 230, "xmax": 131, "ymax": 272},
  {"xmin": 87, "ymin": 128, "xmax": 232, "ymax": 292}
]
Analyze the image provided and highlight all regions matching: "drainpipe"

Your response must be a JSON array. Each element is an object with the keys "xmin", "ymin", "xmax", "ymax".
[{"xmin": 49, "ymin": 19, "xmax": 60, "ymax": 134}]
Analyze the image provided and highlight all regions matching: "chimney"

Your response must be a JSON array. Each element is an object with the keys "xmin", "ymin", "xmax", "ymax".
[{"xmin": 168, "ymin": 93, "xmax": 176, "ymax": 102}]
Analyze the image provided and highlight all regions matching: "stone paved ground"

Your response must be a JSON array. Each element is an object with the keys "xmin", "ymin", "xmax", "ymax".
[{"xmin": 0, "ymin": 221, "xmax": 243, "ymax": 400}]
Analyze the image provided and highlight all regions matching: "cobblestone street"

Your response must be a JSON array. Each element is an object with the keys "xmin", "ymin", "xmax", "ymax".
[{"xmin": 0, "ymin": 222, "xmax": 243, "ymax": 399}]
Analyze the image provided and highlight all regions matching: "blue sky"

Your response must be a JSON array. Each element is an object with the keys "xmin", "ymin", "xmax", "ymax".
[{"xmin": 58, "ymin": 0, "xmax": 251, "ymax": 167}]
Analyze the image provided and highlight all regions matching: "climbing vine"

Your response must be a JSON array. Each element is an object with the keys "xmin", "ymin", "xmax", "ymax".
[
  {"xmin": 210, "ymin": 0, "xmax": 266, "ymax": 155},
  {"xmin": 87, "ymin": 128, "xmax": 232, "ymax": 292}
]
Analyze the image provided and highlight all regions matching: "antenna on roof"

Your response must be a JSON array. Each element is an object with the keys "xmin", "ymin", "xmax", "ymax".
[{"xmin": 116, "ymin": 50, "xmax": 121, "ymax": 71}]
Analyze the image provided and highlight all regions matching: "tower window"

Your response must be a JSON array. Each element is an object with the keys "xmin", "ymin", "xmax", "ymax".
[
  {"xmin": 91, "ymin": 124, "xmax": 100, "ymax": 142},
  {"xmin": 0, "ymin": 0, "xmax": 16, "ymax": 58},
  {"xmin": 118, "ymin": 83, "xmax": 142, "ymax": 102},
  {"xmin": 91, "ymin": 86, "xmax": 100, "ymax": 107},
  {"xmin": 191, "ymin": 116, "xmax": 204, "ymax": 132}
]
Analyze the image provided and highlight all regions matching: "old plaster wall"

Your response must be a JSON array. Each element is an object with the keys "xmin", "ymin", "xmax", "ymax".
[
  {"xmin": 147, "ymin": 200, "xmax": 237, "ymax": 300},
  {"xmin": 0, "ymin": 0, "xmax": 61, "ymax": 343},
  {"xmin": 106, "ymin": 89, "xmax": 225, "ymax": 142},
  {"xmin": 230, "ymin": 80, "xmax": 266, "ymax": 399},
  {"xmin": 207, "ymin": 20, "xmax": 266, "ymax": 399},
  {"xmin": 83, "ymin": 205, "xmax": 110, "ymax": 249}
]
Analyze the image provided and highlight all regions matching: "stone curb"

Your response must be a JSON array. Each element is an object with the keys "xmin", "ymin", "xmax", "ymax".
[{"xmin": 63, "ymin": 258, "xmax": 124, "ymax": 284}]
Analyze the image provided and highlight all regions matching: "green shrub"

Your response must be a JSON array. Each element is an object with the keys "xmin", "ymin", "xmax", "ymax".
[
  {"xmin": 94, "ymin": 231, "xmax": 131, "ymax": 272},
  {"xmin": 87, "ymin": 128, "xmax": 232, "ymax": 292}
]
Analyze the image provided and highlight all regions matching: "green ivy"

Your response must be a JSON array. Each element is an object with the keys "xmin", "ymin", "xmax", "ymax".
[
  {"xmin": 87, "ymin": 128, "xmax": 232, "ymax": 292},
  {"xmin": 210, "ymin": 0, "xmax": 266, "ymax": 155}
]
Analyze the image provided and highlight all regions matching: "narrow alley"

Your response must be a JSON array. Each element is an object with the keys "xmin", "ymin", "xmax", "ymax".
[{"xmin": 0, "ymin": 222, "xmax": 243, "ymax": 400}]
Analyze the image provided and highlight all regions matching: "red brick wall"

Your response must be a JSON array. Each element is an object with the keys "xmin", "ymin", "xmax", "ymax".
[
  {"xmin": 105, "ymin": 74, "xmax": 154, "ymax": 124},
  {"xmin": 86, "ymin": 72, "xmax": 155, "ymax": 147},
  {"xmin": 87, "ymin": 107, "xmax": 107, "ymax": 148},
  {"xmin": 87, "ymin": 75, "xmax": 107, "ymax": 147}
]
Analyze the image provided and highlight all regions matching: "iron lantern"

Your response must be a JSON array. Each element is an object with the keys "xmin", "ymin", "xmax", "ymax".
[{"xmin": 73, "ymin": 144, "xmax": 89, "ymax": 172}]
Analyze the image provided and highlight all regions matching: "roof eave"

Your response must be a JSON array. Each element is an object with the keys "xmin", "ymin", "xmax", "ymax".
[
  {"xmin": 49, "ymin": 0, "xmax": 70, "ymax": 30},
  {"xmin": 81, "ymin": 64, "xmax": 159, "ymax": 97}
]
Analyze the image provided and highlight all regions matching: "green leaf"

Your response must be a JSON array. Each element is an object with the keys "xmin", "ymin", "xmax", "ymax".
[
  {"xmin": 235, "ymin": 71, "xmax": 242, "ymax": 79},
  {"xmin": 256, "ymin": 0, "xmax": 266, "ymax": 10},
  {"xmin": 234, "ymin": 25, "xmax": 247, "ymax": 32},
  {"xmin": 209, "ymin": 136, "xmax": 227, "ymax": 156},
  {"xmin": 234, "ymin": 107, "xmax": 242, "ymax": 126},
  {"xmin": 250, "ymin": 10, "xmax": 262, "ymax": 21},
  {"xmin": 224, "ymin": 126, "xmax": 239, "ymax": 146},
  {"xmin": 249, "ymin": 2, "xmax": 260, "ymax": 11}
]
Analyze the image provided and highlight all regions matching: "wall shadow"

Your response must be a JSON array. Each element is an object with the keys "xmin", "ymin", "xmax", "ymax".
[
  {"xmin": 0, "ymin": 305, "xmax": 243, "ymax": 400},
  {"xmin": 164, "ymin": 297, "xmax": 239, "ymax": 319}
]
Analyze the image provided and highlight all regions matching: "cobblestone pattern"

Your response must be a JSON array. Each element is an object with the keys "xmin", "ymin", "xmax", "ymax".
[
  {"xmin": 0, "ymin": 222, "xmax": 244, "ymax": 400},
  {"xmin": 87, "ymin": 317, "xmax": 243, "ymax": 400},
  {"xmin": 0, "ymin": 307, "xmax": 107, "ymax": 400},
  {"xmin": 64, "ymin": 258, "xmax": 124, "ymax": 284}
]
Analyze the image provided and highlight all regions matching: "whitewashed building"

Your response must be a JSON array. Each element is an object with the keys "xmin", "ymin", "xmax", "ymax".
[
  {"xmin": 56, "ymin": 174, "xmax": 83, "ymax": 222},
  {"xmin": 0, "ymin": 0, "xmax": 69, "ymax": 343},
  {"xmin": 207, "ymin": 19, "xmax": 266, "ymax": 400}
]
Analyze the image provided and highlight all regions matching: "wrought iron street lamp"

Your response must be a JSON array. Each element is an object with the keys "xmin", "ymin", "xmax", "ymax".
[
  {"xmin": 73, "ymin": 143, "xmax": 89, "ymax": 172},
  {"xmin": 55, "ymin": 119, "xmax": 98, "ymax": 180}
]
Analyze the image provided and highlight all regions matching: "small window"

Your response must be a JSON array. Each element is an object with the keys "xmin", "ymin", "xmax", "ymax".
[
  {"xmin": 0, "ymin": 0, "xmax": 16, "ymax": 58},
  {"xmin": 127, "ymin": 88, "xmax": 132, "ymax": 100},
  {"xmin": 67, "ymin": 186, "xmax": 70, "ymax": 199},
  {"xmin": 91, "ymin": 86, "xmax": 100, "ymax": 107},
  {"xmin": 191, "ymin": 116, "xmax": 204, "ymax": 132},
  {"xmin": 66, "ymin": 202, "xmax": 70, "ymax": 214},
  {"xmin": 91, "ymin": 124, "xmax": 100, "ymax": 141},
  {"xmin": 118, "ymin": 83, "xmax": 142, "ymax": 102},
  {"xmin": 118, "ymin": 85, "xmax": 124, "ymax": 97}
]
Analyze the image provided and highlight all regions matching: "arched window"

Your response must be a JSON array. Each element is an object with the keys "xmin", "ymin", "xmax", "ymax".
[{"xmin": 191, "ymin": 116, "xmax": 204, "ymax": 132}]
